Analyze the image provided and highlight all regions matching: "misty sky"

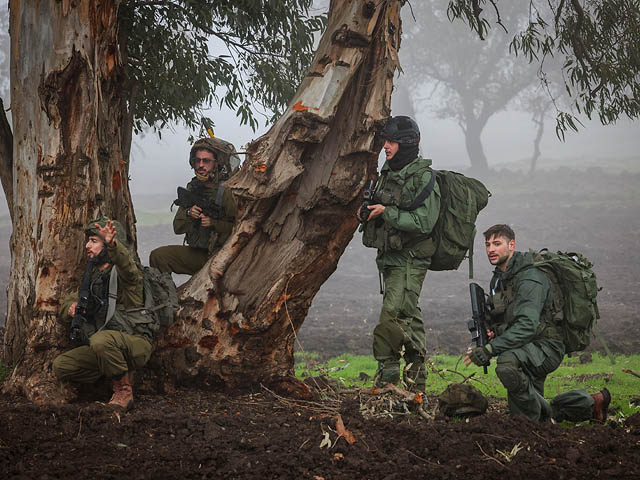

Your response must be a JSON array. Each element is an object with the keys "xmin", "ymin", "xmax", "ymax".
[{"xmin": 130, "ymin": 103, "xmax": 639, "ymax": 197}]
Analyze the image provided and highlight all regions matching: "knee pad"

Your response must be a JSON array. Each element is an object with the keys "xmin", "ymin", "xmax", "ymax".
[{"xmin": 496, "ymin": 364, "xmax": 526, "ymax": 394}]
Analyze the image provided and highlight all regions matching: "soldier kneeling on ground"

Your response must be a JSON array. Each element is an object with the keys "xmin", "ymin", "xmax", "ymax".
[
  {"xmin": 149, "ymin": 137, "xmax": 238, "ymax": 276},
  {"xmin": 463, "ymin": 224, "xmax": 611, "ymax": 422},
  {"xmin": 53, "ymin": 218, "xmax": 159, "ymax": 410}
]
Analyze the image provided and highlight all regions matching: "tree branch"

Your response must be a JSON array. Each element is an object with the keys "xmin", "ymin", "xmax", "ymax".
[{"xmin": 0, "ymin": 97, "xmax": 13, "ymax": 222}]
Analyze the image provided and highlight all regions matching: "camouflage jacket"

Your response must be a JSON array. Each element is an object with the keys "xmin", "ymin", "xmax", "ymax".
[
  {"xmin": 59, "ymin": 239, "xmax": 157, "ymax": 341},
  {"xmin": 173, "ymin": 178, "xmax": 237, "ymax": 252},
  {"xmin": 362, "ymin": 156, "xmax": 440, "ymax": 270},
  {"xmin": 488, "ymin": 251, "xmax": 564, "ymax": 357}
]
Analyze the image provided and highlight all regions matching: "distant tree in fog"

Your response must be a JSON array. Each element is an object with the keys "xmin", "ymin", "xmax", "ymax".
[
  {"xmin": 449, "ymin": 0, "xmax": 640, "ymax": 139},
  {"xmin": 401, "ymin": 1, "xmax": 542, "ymax": 172}
]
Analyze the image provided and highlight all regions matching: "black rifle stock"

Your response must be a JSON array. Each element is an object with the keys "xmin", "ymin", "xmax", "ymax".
[
  {"xmin": 468, "ymin": 282, "xmax": 490, "ymax": 374},
  {"xmin": 174, "ymin": 186, "xmax": 221, "ymax": 220},
  {"xmin": 70, "ymin": 295, "xmax": 89, "ymax": 345}
]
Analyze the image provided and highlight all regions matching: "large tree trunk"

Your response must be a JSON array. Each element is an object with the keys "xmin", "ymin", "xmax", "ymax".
[
  {"xmin": 2, "ymin": 0, "xmax": 137, "ymax": 402},
  {"xmin": 152, "ymin": 0, "xmax": 402, "ymax": 395}
]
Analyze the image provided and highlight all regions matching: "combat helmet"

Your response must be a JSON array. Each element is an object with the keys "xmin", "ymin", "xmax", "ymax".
[
  {"xmin": 379, "ymin": 116, "xmax": 421, "ymax": 145},
  {"xmin": 84, "ymin": 216, "xmax": 129, "ymax": 249},
  {"xmin": 189, "ymin": 137, "xmax": 241, "ymax": 181}
]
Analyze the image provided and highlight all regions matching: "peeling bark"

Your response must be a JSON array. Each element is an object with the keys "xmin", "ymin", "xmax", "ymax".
[
  {"xmin": 0, "ymin": 97, "xmax": 12, "ymax": 219},
  {"xmin": 153, "ymin": 0, "xmax": 402, "ymax": 393},
  {"xmin": 2, "ymin": 0, "xmax": 137, "ymax": 402},
  {"xmin": 3, "ymin": 0, "xmax": 403, "ymax": 402}
]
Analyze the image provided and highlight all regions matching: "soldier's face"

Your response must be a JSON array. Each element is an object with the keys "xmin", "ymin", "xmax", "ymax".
[
  {"xmin": 193, "ymin": 150, "xmax": 216, "ymax": 176},
  {"xmin": 85, "ymin": 235, "xmax": 105, "ymax": 259},
  {"xmin": 485, "ymin": 234, "xmax": 515, "ymax": 271},
  {"xmin": 383, "ymin": 140, "xmax": 399, "ymax": 160}
]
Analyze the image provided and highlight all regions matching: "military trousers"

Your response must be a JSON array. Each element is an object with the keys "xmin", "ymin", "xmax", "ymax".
[
  {"xmin": 495, "ymin": 344, "xmax": 594, "ymax": 422},
  {"xmin": 149, "ymin": 245, "xmax": 209, "ymax": 275},
  {"xmin": 53, "ymin": 330, "xmax": 153, "ymax": 383},
  {"xmin": 373, "ymin": 262, "xmax": 428, "ymax": 363}
]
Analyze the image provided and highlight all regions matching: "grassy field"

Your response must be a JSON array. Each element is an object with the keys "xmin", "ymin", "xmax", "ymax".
[{"xmin": 295, "ymin": 352, "xmax": 640, "ymax": 419}]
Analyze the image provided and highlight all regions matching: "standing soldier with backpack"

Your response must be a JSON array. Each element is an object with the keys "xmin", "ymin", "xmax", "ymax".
[
  {"xmin": 149, "ymin": 137, "xmax": 237, "ymax": 275},
  {"xmin": 53, "ymin": 218, "xmax": 160, "ymax": 410},
  {"xmin": 464, "ymin": 224, "xmax": 611, "ymax": 422},
  {"xmin": 359, "ymin": 116, "xmax": 440, "ymax": 392}
]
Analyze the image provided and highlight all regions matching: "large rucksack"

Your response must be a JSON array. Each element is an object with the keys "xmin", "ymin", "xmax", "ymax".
[
  {"xmin": 530, "ymin": 250, "xmax": 600, "ymax": 353},
  {"xmin": 140, "ymin": 266, "xmax": 179, "ymax": 328},
  {"xmin": 427, "ymin": 170, "xmax": 490, "ymax": 277}
]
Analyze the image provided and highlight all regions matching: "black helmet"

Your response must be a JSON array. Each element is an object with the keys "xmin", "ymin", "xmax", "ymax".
[{"xmin": 379, "ymin": 116, "xmax": 420, "ymax": 145}]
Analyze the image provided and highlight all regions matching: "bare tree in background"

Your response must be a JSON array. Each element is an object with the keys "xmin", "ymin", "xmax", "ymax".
[{"xmin": 400, "ymin": 1, "xmax": 543, "ymax": 173}]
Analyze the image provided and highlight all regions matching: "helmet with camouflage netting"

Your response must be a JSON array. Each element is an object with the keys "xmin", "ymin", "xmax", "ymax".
[{"xmin": 189, "ymin": 137, "xmax": 241, "ymax": 180}]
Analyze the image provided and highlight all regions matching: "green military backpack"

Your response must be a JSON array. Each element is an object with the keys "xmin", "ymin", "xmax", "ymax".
[
  {"xmin": 140, "ymin": 266, "xmax": 179, "ymax": 328},
  {"xmin": 422, "ymin": 170, "xmax": 490, "ymax": 277},
  {"xmin": 530, "ymin": 249, "xmax": 600, "ymax": 353}
]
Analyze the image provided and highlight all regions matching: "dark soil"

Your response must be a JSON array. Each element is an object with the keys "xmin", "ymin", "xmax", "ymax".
[
  {"xmin": 2, "ymin": 167, "xmax": 640, "ymax": 478},
  {"xmin": 2, "ymin": 386, "xmax": 640, "ymax": 479}
]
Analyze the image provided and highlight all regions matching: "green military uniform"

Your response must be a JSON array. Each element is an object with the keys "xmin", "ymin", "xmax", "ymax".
[
  {"xmin": 53, "ymin": 221, "xmax": 158, "ymax": 383},
  {"xmin": 362, "ymin": 157, "xmax": 440, "ymax": 391},
  {"xmin": 149, "ymin": 178, "xmax": 237, "ymax": 275},
  {"xmin": 487, "ymin": 250, "xmax": 595, "ymax": 421}
]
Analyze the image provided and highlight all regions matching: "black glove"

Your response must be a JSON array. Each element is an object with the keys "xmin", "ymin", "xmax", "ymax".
[{"xmin": 469, "ymin": 346, "xmax": 492, "ymax": 367}]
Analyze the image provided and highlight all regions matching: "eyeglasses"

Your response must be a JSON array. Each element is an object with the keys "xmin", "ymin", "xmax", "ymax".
[{"xmin": 194, "ymin": 157, "xmax": 215, "ymax": 164}]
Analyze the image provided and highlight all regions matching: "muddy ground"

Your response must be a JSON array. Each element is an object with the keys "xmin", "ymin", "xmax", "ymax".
[{"xmin": 1, "ymin": 166, "xmax": 640, "ymax": 478}]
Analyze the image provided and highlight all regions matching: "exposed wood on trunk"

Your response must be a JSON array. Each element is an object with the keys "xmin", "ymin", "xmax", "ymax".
[
  {"xmin": 153, "ymin": 0, "xmax": 403, "ymax": 393},
  {"xmin": 2, "ymin": 0, "xmax": 137, "ymax": 402},
  {"xmin": 0, "ymin": 97, "xmax": 12, "ymax": 219}
]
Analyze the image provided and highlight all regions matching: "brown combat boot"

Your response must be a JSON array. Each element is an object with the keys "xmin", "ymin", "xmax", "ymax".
[
  {"xmin": 109, "ymin": 371, "xmax": 134, "ymax": 411},
  {"xmin": 591, "ymin": 387, "xmax": 611, "ymax": 422}
]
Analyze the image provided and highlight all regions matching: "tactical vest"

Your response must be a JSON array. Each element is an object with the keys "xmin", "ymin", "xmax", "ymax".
[
  {"xmin": 79, "ymin": 266, "xmax": 158, "ymax": 342},
  {"xmin": 184, "ymin": 179, "xmax": 227, "ymax": 251},
  {"xmin": 361, "ymin": 158, "xmax": 435, "ymax": 256},
  {"xmin": 489, "ymin": 268, "xmax": 563, "ymax": 343}
]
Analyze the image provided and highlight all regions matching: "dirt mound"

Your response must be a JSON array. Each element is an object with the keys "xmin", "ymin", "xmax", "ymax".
[{"xmin": 1, "ymin": 385, "xmax": 639, "ymax": 479}]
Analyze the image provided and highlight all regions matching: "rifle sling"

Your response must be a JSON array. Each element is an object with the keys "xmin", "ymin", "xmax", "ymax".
[{"xmin": 98, "ymin": 267, "xmax": 118, "ymax": 332}]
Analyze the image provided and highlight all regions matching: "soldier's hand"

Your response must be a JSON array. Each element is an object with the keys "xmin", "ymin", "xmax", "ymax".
[
  {"xmin": 188, "ymin": 205, "xmax": 203, "ymax": 219},
  {"xmin": 68, "ymin": 301, "xmax": 78, "ymax": 317},
  {"xmin": 96, "ymin": 220, "xmax": 116, "ymax": 247},
  {"xmin": 487, "ymin": 329, "xmax": 495, "ymax": 340},
  {"xmin": 200, "ymin": 215, "xmax": 214, "ymax": 227},
  {"xmin": 468, "ymin": 346, "xmax": 493, "ymax": 367},
  {"xmin": 367, "ymin": 204, "xmax": 385, "ymax": 220}
]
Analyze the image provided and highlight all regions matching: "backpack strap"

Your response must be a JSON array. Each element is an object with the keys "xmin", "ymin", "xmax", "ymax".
[
  {"xmin": 215, "ymin": 184, "xmax": 225, "ymax": 211},
  {"xmin": 404, "ymin": 169, "xmax": 437, "ymax": 211},
  {"xmin": 98, "ymin": 266, "xmax": 118, "ymax": 332}
]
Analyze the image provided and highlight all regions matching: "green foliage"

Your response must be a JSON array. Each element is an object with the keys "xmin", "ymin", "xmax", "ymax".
[
  {"xmin": 447, "ymin": 0, "xmax": 640, "ymax": 137},
  {"xmin": 118, "ymin": 0, "xmax": 326, "ymax": 132},
  {"xmin": 296, "ymin": 352, "xmax": 640, "ymax": 419}
]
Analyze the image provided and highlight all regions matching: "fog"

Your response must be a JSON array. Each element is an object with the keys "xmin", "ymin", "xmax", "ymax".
[{"xmin": 0, "ymin": 1, "xmax": 638, "ymax": 345}]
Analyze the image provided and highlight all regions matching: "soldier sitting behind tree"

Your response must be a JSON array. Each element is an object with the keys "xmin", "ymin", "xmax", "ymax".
[
  {"xmin": 464, "ymin": 224, "xmax": 611, "ymax": 422},
  {"xmin": 53, "ymin": 218, "xmax": 159, "ymax": 410},
  {"xmin": 149, "ymin": 137, "xmax": 237, "ymax": 275}
]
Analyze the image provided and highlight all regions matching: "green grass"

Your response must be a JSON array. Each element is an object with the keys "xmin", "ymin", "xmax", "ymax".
[{"xmin": 295, "ymin": 351, "xmax": 640, "ymax": 418}]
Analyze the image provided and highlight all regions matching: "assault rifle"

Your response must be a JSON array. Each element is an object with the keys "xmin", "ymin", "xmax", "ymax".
[
  {"xmin": 468, "ymin": 282, "xmax": 490, "ymax": 374},
  {"xmin": 70, "ymin": 294, "xmax": 89, "ymax": 345},
  {"xmin": 358, "ymin": 179, "xmax": 376, "ymax": 223},
  {"xmin": 174, "ymin": 186, "xmax": 223, "ymax": 222}
]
